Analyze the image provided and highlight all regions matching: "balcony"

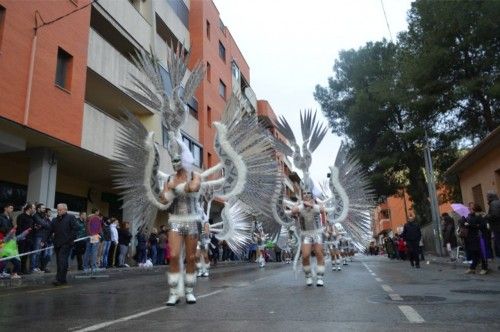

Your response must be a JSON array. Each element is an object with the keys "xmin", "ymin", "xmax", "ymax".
[
  {"xmin": 93, "ymin": 0, "xmax": 152, "ymax": 50},
  {"xmin": 81, "ymin": 103, "xmax": 121, "ymax": 160},
  {"xmin": 87, "ymin": 28, "xmax": 155, "ymax": 115},
  {"xmin": 154, "ymin": 1, "xmax": 190, "ymax": 50}
]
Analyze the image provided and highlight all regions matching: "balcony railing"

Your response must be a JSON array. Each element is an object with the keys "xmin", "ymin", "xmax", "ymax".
[{"xmin": 87, "ymin": 28, "xmax": 154, "ymax": 113}]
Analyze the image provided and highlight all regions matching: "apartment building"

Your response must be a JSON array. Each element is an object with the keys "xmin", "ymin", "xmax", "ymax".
[{"xmin": 0, "ymin": 0, "xmax": 200, "ymax": 221}]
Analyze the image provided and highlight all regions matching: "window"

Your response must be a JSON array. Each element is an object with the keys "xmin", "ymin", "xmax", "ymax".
[
  {"xmin": 206, "ymin": 62, "xmax": 211, "ymax": 82},
  {"xmin": 218, "ymin": 41, "xmax": 226, "ymax": 62},
  {"xmin": 55, "ymin": 47, "xmax": 73, "ymax": 90},
  {"xmin": 167, "ymin": 0, "xmax": 189, "ymax": 29},
  {"xmin": 181, "ymin": 134, "xmax": 203, "ymax": 168},
  {"xmin": 207, "ymin": 106, "xmax": 212, "ymax": 126},
  {"xmin": 0, "ymin": 6, "xmax": 5, "ymax": 50},
  {"xmin": 206, "ymin": 20, "xmax": 210, "ymax": 40},
  {"xmin": 218, "ymin": 80, "xmax": 226, "ymax": 99}
]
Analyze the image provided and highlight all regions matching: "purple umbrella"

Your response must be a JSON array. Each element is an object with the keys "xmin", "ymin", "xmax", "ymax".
[{"xmin": 451, "ymin": 203, "xmax": 470, "ymax": 218}]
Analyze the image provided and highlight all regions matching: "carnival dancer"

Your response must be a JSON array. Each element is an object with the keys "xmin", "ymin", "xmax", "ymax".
[
  {"xmin": 339, "ymin": 235, "xmax": 349, "ymax": 266},
  {"xmin": 196, "ymin": 222, "xmax": 211, "ymax": 277},
  {"xmin": 325, "ymin": 223, "xmax": 341, "ymax": 271},
  {"xmin": 254, "ymin": 224, "xmax": 267, "ymax": 268},
  {"xmin": 292, "ymin": 191, "xmax": 326, "ymax": 286},
  {"xmin": 113, "ymin": 45, "xmax": 281, "ymax": 307},
  {"xmin": 160, "ymin": 151, "xmax": 202, "ymax": 305}
]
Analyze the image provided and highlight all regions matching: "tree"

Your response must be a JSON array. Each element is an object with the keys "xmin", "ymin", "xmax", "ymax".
[
  {"xmin": 315, "ymin": 0, "xmax": 500, "ymax": 224},
  {"xmin": 315, "ymin": 40, "xmax": 435, "ymax": 222}
]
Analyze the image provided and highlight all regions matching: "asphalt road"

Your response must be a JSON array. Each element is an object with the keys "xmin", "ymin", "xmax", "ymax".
[{"xmin": 1, "ymin": 256, "xmax": 499, "ymax": 331}]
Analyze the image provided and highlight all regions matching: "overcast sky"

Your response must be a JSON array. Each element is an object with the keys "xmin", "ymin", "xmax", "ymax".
[{"xmin": 213, "ymin": 0, "xmax": 413, "ymax": 185}]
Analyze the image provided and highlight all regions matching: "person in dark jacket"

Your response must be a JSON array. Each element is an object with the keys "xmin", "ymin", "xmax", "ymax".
[
  {"xmin": 16, "ymin": 202, "xmax": 35, "ymax": 274},
  {"xmin": 73, "ymin": 212, "xmax": 87, "ymax": 270},
  {"xmin": 464, "ymin": 204, "xmax": 488, "ymax": 275},
  {"xmin": 117, "ymin": 221, "xmax": 132, "ymax": 267},
  {"xmin": 136, "ymin": 230, "xmax": 147, "ymax": 266},
  {"xmin": 441, "ymin": 213, "xmax": 457, "ymax": 261},
  {"xmin": 401, "ymin": 218, "xmax": 422, "ymax": 268},
  {"xmin": 31, "ymin": 203, "xmax": 51, "ymax": 273},
  {"xmin": 45, "ymin": 203, "xmax": 77, "ymax": 286},
  {"xmin": 0, "ymin": 203, "xmax": 14, "ymax": 235},
  {"xmin": 39, "ymin": 208, "xmax": 53, "ymax": 273},
  {"xmin": 485, "ymin": 192, "xmax": 500, "ymax": 265}
]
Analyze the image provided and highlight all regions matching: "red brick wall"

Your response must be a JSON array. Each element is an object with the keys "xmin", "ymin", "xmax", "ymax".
[{"xmin": 0, "ymin": 0, "xmax": 91, "ymax": 146}]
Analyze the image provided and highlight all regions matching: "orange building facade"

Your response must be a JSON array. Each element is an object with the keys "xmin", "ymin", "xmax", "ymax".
[
  {"xmin": 372, "ymin": 189, "xmax": 452, "ymax": 243},
  {"xmin": 0, "ymin": 0, "xmax": 91, "ymax": 146},
  {"xmin": 189, "ymin": 0, "xmax": 256, "ymax": 170},
  {"xmin": 0, "ymin": 0, "xmax": 278, "ymax": 227}
]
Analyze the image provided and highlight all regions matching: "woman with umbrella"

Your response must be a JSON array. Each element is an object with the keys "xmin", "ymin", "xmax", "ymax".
[{"xmin": 463, "ymin": 204, "xmax": 488, "ymax": 275}]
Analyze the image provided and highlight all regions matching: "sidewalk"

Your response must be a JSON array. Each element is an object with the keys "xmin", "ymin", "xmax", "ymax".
[
  {"xmin": 0, "ymin": 259, "xmax": 268, "ymax": 289},
  {"xmin": 422, "ymin": 253, "xmax": 500, "ymax": 272}
]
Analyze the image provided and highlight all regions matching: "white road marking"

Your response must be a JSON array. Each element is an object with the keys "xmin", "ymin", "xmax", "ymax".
[
  {"xmin": 72, "ymin": 290, "xmax": 224, "ymax": 332},
  {"xmin": 370, "ymin": 273, "xmax": 377, "ymax": 276},
  {"xmin": 389, "ymin": 293, "xmax": 403, "ymax": 301},
  {"xmin": 375, "ymin": 278, "xmax": 383, "ymax": 282},
  {"xmin": 399, "ymin": 305, "xmax": 425, "ymax": 323},
  {"xmin": 381, "ymin": 284, "xmax": 394, "ymax": 293}
]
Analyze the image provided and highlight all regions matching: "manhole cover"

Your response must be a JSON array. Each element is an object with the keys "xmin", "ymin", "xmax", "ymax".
[
  {"xmin": 451, "ymin": 289, "xmax": 500, "ymax": 295},
  {"xmin": 389, "ymin": 295, "xmax": 446, "ymax": 303}
]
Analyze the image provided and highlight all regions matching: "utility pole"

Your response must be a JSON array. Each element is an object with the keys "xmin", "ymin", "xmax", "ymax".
[{"xmin": 423, "ymin": 131, "xmax": 443, "ymax": 256}]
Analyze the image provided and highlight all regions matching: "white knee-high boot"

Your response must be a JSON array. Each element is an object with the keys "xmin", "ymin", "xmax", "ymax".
[
  {"xmin": 316, "ymin": 265, "xmax": 325, "ymax": 287},
  {"xmin": 166, "ymin": 272, "xmax": 181, "ymax": 306},
  {"xmin": 196, "ymin": 262, "xmax": 202, "ymax": 277},
  {"xmin": 303, "ymin": 265, "xmax": 312, "ymax": 286},
  {"xmin": 184, "ymin": 273, "xmax": 197, "ymax": 304},
  {"xmin": 202, "ymin": 259, "xmax": 210, "ymax": 277}
]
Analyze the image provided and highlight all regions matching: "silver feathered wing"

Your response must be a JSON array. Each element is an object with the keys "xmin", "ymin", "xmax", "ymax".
[
  {"xmin": 202, "ymin": 94, "xmax": 282, "ymax": 251},
  {"xmin": 114, "ymin": 46, "xmax": 204, "ymax": 235},
  {"xmin": 322, "ymin": 142, "xmax": 376, "ymax": 248}
]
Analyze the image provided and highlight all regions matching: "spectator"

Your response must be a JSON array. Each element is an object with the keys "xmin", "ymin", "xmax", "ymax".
[
  {"xmin": 0, "ymin": 203, "xmax": 14, "ymax": 235},
  {"xmin": 418, "ymin": 239, "xmax": 425, "ymax": 261},
  {"xmin": 46, "ymin": 203, "xmax": 77, "ymax": 286},
  {"xmin": 107, "ymin": 218, "xmax": 119, "ymax": 268},
  {"xmin": 148, "ymin": 228, "xmax": 158, "ymax": 265},
  {"xmin": 397, "ymin": 237, "xmax": 407, "ymax": 260},
  {"xmin": 16, "ymin": 202, "xmax": 35, "ymax": 274},
  {"xmin": 99, "ymin": 218, "xmax": 112, "ymax": 268},
  {"xmin": 0, "ymin": 227, "xmax": 31, "ymax": 279},
  {"xmin": 117, "ymin": 221, "xmax": 132, "ymax": 267},
  {"xmin": 0, "ymin": 203, "xmax": 14, "ymax": 278},
  {"xmin": 31, "ymin": 203, "xmax": 47, "ymax": 273},
  {"xmin": 464, "ymin": 204, "xmax": 489, "ymax": 275},
  {"xmin": 210, "ymin": 234, "xmax": 219, "ymax": 266},
  {"xmin": 135, "ymin": 230, "xmax": 147, "ymax": 266},
  {"xmin": 442, "ymin": 212, "xmax": 458, "ymax": 261},
  {"xmin": 402, "ymin": 218, "xmax": 422, "ymax": 268},
  {"xmin": 40, "ymin": 208, "xmax": 53, "ymax": 273},
  {"xmin": 83, "ymin": 209, "xmax": 102, "ymax": 272},
  {"xmin": 485, "ymin": 192, "xmax": 500, "ymax": 269},
  {"xmin": 73, "ymin": 212, "xmax": 87, "ymax": 270},
  {"xmin": 157, "ymin": 225, "xmax": 168, "ymax": 265}
]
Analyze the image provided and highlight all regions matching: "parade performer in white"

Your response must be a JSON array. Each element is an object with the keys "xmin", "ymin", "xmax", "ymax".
[{"xmin": 113, "ymin": 45, "xmax": 281, "ymax": 306}]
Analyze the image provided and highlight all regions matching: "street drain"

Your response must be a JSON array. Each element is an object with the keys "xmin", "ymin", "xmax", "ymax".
[
  {"xmin": 387, "ymin": 295, "xmax": 446, "ymax": 303},
  {"xmin": 451, "ymin": 289, "xmax": 500, "ymax": 295}
]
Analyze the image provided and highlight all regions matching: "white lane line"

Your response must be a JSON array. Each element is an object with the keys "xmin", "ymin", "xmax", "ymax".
[
  {"xmin": 375, "ymin": 278, "xmax": 383, "ymax": 282},
  {"xmin": 72, "ymin": 290, "xmax": 223, "ymax": 332},
  {"xmin": 381, "ymin": 284, "xmax": 394, "ymax": 293},
  {"xmin": 399, "ymin": 305, "xmax": 425, "ymax": 323},
  {"xmin": 370, "ymin": 273, "xmax": 377, "ymax": 276},
  {"xmin": 389, "ymin": 293, "xmax": 403, "ymax": 301}
]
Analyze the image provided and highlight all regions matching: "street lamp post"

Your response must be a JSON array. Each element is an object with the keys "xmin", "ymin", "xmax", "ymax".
[{"xmin": 423, "ymin": 131, "xmax": 443, "ymax": 256}]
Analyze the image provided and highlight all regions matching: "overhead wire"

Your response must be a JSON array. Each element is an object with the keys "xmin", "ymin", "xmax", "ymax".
[{"xmin": 380, "ymin": 0, "xmax": 394, "ymax": 42}]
